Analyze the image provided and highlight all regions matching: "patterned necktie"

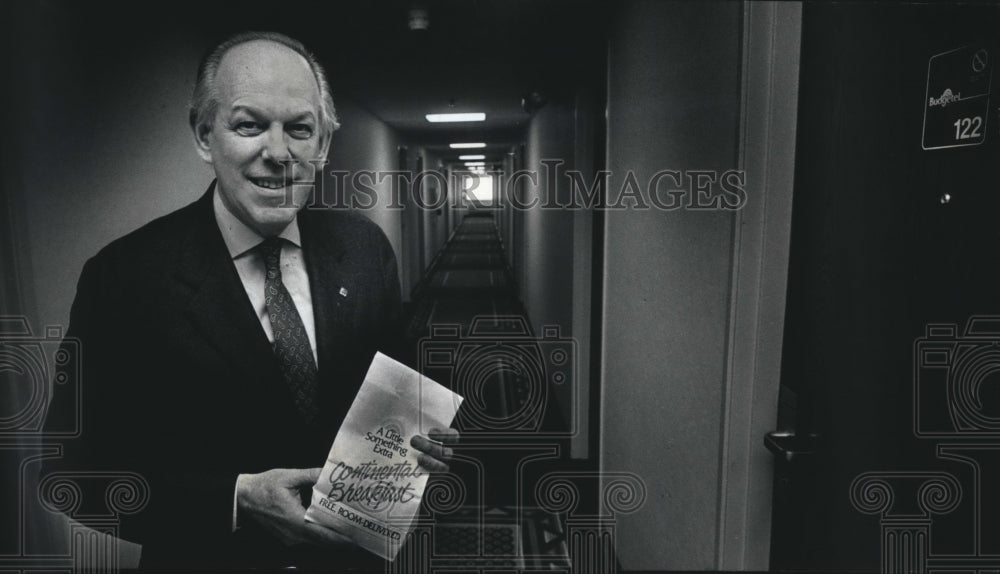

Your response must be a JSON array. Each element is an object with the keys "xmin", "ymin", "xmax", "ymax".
[{"xmin": 259, "ymin": 237, "xmax": 319, "ymax": 427}]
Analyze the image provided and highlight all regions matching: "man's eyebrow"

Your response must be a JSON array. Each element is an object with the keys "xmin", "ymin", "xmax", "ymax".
[
  {"xmin": 228, "ymin": 105, "xmax": 263, "ymax": 117},
  {"xmin": 286, "ymin": 112, "xmax": 317, "ymax": 123},
  {"xmin": 228, "ymin": 105, "xmax": 317, "ymax": 122}
]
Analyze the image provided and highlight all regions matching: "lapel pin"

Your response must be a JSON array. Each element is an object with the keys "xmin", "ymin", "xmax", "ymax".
[{"xmin": 339, "ymin": 287, "xmax": 349, "ymax": 297}]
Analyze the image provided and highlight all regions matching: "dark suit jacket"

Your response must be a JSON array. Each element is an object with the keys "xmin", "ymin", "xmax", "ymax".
[{"xmin": 43, "ymin": 182, "xmax": 403, "ymax": 569}]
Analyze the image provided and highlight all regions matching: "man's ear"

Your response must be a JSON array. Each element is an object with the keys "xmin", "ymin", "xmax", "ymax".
[
  {"xmin": 317, "ymin": 129, "xmax": 332, "ymax": 162},
  {"xmin": 192, "ymin": 122, "xmax": 214, "ymax": 164}
]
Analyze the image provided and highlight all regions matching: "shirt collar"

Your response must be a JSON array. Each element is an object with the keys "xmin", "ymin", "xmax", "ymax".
[{"xmin": 212, "ymin": 186, "xmax": 302, "ymax": 259}]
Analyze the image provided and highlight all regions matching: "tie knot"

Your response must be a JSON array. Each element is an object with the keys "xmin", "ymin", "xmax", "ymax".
[{"xmin": 259, "ymin": 237, "xmax": 284, "ymax": 274}]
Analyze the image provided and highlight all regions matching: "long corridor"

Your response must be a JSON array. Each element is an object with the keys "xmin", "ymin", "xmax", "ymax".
[
  {"xmin": 396, "ymin": 211, "xmax": 576, "ymax": 570},
  {"xmin": 407, "ymin": 211, "xmax": 521, "ymax": 343},
  {"xmin": 405, "ymin": 210, "xmax": 571, "ymax": 440}
]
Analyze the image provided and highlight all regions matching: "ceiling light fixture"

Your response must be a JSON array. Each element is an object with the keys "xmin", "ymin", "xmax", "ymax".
[
  {"xmin": 458, "ymin": 154, "xmax": 486, "ymax": 160},
  {"xmin": 464, "ymin": 161, "xmax": 486, "ymax": 167},
  {"xmin": 450, "ymin": 142, "xmax": 487, "ymax": 149},
  {"xmin": 426, "ymin": 113, "xmax": 485, "ymax": 123},
  {"xmin": 408, "ymin": 7, "xmax": 429, "ymax": 30}
]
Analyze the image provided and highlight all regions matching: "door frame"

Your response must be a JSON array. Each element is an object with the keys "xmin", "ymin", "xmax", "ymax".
[{"xmin": 716, "ymin": 2, "xmax": 802, "ymax": 569}]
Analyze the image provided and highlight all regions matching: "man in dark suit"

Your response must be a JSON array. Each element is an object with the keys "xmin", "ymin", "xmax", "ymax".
[{"xmin": 42, "ymin": 31, "xmax": 454, "ymax": 569}]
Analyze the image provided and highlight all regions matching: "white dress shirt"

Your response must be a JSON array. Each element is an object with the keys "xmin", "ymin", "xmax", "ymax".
[{"xmin": 212, "ymin": 190, "xmax": 318, "ymax": 363}]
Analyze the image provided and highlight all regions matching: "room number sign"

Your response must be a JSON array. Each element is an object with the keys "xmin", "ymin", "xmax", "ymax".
[{"xmin": 922, "ymin": 46, "xmax": 992, "ymax": 150}]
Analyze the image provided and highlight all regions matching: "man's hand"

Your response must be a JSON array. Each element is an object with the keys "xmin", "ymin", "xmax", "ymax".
[
  {"xmin": 410, "ymin": 428, "xmax": 460, "ymax": 472},
  {"xmin": 237, "ymin": 468, "xmax": 352, "ymax": 547}
]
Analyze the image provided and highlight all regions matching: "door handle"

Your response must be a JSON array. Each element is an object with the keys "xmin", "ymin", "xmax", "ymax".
[{"xmin": 765, "ymin": 431, "xmax": 820, "ymax": 462}]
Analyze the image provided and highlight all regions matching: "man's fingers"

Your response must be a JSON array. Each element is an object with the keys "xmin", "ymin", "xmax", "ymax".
[
  {"xmin": 417, "ymin": 453, "xmax": 450, "ymax": 473},
  {"xmin": 284, "ymin": 467, "xmax": 322, "ymax": 488},
  {"xmin": 428, "ymin": 428, "xmax": 460, "ymax": 445},
  {"xmin": 411, "ymin": 435, "xmax": 455, "ymax": 472},
  {"xmin": 410, "ymin": 435, "xmax": 454, "ymax": 460},
  {"xmin": 241, "ymin": 468, "xmax": 352, "ymax": 549}
]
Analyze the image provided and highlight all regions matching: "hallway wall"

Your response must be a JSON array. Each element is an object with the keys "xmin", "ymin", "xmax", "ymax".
[
  {"xmin": 517, "ymin": 100, "xmax": 591, "ymax": 456},
  {"xmin": 10, "ymin": 19, "xmax": 212, "ymax": 335},
  {"xmin": 413, "ymin": 148, "xmax": 450, "ymax": 275},
  {"xmin": 521, "ymin": 103, "xmax": 576, "ymax": 338},
  {"xmin": 600, "ymin": 1, "xmax": 743, "ymax": 569},
  {"xmin": 396, "ymin": 147, "xmax": 423, "ymax": 300},
  {"xmin": 324, "ymin": 97, "xmax": 407, "ymax": 297}
]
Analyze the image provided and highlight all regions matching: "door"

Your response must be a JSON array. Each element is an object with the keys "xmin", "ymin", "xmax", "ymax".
[{"xmin": 770, "ymin": 3, "xmax": 1000, "ymax": 571}]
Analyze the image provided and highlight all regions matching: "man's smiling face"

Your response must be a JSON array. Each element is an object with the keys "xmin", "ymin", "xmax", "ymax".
[{"xmin": 195, "ymin": 39, "xmax": 330, "ymax": 237}]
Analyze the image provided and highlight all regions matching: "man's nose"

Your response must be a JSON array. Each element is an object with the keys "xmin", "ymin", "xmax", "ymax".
[{"xmin": 260, "ymin": 126, "xmax": 292, "ymax": 163}]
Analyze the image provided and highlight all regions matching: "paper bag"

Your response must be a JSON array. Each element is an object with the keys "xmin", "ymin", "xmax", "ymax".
[{"xmin": 304, "ymin": 352, "xmax": 463, "ymax": 560}]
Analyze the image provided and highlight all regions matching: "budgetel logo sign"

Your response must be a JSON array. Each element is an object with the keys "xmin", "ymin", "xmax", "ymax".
[{"xmin": 929, "ymin": 88, "xmax": 962, "ymax": 108}]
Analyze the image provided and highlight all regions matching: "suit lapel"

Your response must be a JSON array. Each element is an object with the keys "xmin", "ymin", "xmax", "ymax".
[
  {"xmin": 173, "ymin": 187, "xmax": 278, "ymax": 387},
  {"xmin": 300, "ymin": 211, "xmax": 349, "ymax": 375},
  {"xmin": 299, "ymin": 211, "xmax": 369, "ymax": 420}
]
